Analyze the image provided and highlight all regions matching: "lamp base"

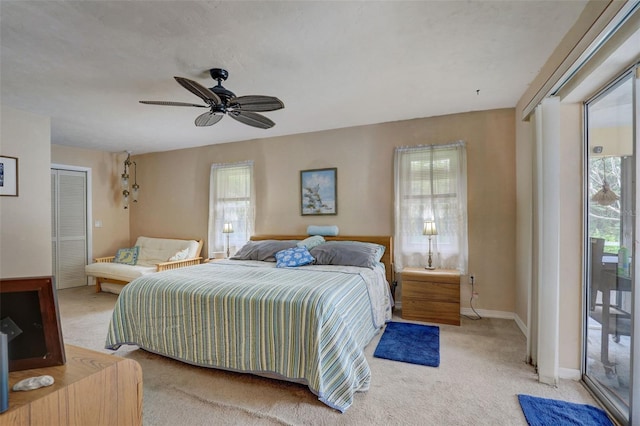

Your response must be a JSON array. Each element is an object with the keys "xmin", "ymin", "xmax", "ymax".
[{"xmin": 425, "ymin": 266, "xmax": 436, "ymax": 270}]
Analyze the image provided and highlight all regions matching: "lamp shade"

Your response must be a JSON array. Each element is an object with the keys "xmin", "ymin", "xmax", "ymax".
[
  {"xmin": 222, "ymin": 222, "xmax": 234, "ymax": 233},
  {"xmin": 122, "ymin": 190, "xmax": 130, "ymax": 209},
  {"xmin": 423, "ymin": 220, "xmax": 437, "ymax": 236},
  {"xmin": 120, "ymin": 173, "xmax": 129, "ymax": 191}
]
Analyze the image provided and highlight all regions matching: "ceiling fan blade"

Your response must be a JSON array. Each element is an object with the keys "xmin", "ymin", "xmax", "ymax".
[
  {"xmin": 174, "ymin": 76, "xmax": 221, "ymax": 105},
  {"xmin": 195, "ymin": 111, "xmax": 224, "ymax": 127},
  {"xmin": 140, "ymin": 100, "xmax": 208, "ymax": 108},
  {"xmin": 229, "ymin": 110, "xmax": 275, "ymax": 129},
  {"xmin": 229, "ymin": 95, "xmax": 284, "ymax": 112}
]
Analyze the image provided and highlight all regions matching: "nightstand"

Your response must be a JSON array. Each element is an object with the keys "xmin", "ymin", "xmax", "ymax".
[{"xmin": 401, "ymin": 268, "xmax": 461, "ymax": 326}]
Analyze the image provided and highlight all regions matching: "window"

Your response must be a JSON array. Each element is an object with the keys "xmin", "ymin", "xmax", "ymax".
[
  {"xmin": 394, "ymin": 142, "xmax": 468, "ymax": 272},
  {"xmin": 208, "ymin": 161, "xmax": 255, "ymax": 257}
]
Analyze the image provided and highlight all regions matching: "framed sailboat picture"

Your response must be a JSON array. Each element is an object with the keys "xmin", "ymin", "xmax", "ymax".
[{"xmin": 300, "ymin": 168, "xmax": 337, "ymax": 216}]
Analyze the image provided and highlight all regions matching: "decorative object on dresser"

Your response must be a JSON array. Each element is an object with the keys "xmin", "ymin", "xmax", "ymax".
[
  {"xmin": 422, "ymin": 220, "xmax": 438, "ymax": 269},
  {"xmin": 85, "ymin": 236, "xmax": 203, "ymax": 293},
  {"xmin": 0, "ymin": 277, "xmax": 65, "ymax": 371},
  {"xmin": 0, "ymin": 155, "xmax": 18, "ymax": 197},
  {"xmin": 401, "ymin": 268, "xmax": 461, "ymax": 326},
  {"xmin": 300, "ymin": 168, "xmax": 337, "ymax": 215},
  {"xmin": 0, "ymin": 345, "xmax": 142, "ymax": 426},
  {"xmin": 12, "ymin": 375, "xmax": 54, "ymax": 392},
  {"xmin": 0, "ymin": 333, "xmax": 7, "ymax": 413}
]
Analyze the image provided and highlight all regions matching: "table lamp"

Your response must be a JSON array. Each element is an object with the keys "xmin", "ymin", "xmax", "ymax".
[
  {"xmin": 222, "ymin": 222, "xmax": 234, "ymax": 258},
  {"xmin": 423, "ymin": 220, "xmax": 437, "ymax": 270}
]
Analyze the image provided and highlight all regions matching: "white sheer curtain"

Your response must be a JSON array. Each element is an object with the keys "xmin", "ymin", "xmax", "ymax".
[
  {"xmin": 394, "ymin": 142, "xmax": 468, "ymax": 273},
  {"xmin": 208, "ymin": 161, "xmax": 255, "ymax": 258}
]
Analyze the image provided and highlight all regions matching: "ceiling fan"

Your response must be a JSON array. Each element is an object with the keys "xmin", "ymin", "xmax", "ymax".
[{"xmin": 140, "ymin": 68, "xmax": 284, "ymax": 129}]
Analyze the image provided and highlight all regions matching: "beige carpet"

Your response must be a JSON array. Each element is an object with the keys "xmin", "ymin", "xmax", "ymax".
[{"xmin": 57, "ymin": 286, "xmax": 601, "ymax": 425}]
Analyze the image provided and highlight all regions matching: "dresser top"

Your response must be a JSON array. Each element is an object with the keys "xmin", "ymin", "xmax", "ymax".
[{"xmin": 402, "ymin": 267, "xmax": 460, "ymax": 275}]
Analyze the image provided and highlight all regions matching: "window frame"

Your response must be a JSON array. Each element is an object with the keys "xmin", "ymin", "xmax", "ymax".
[{"xmin": 207, "ymin": 161, "xmax": 255, "ymax": 258}]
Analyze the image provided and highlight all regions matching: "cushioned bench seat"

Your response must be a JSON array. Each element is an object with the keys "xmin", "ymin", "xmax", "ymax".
[
  {"xmin": 85, "ymin": 236, "xmax": 203, "ymax": 293},
  {"xmin": 85, "ymin": 262, "xmax": 157, "ymax": 283}
]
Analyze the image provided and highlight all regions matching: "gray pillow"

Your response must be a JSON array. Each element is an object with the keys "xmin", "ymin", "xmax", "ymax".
[
  {"xmin": 231, "ymin": 240, "xmax": 299, "ymax": 262},
  {"xmin": 309, "ymin": 241, "xmax": 385, "ymax": 269}
]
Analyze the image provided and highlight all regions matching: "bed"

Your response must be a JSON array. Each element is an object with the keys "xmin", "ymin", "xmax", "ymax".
[{"xmin": 105, "ymin": 235, "xmax": 394, "ymax": 412}]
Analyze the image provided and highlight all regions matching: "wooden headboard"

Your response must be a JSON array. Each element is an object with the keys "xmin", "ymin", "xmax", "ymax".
[{"xmin": 250, "ymin": 235, "xmax": 395, "ymax": 286}]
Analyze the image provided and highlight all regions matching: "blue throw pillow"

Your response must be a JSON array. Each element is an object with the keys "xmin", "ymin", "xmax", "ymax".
[
  {"xmin": 275, "ymin": 247, "xmax": 315, "ymax": 268},
  {"xmin": 114, "ymin": 246, "xmax": 139, "ymax": 265}
]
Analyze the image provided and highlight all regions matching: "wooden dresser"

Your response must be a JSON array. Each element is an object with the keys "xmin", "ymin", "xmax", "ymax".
[
  {"xmin": 1, "ymin": 345, "xmax": 143, "ymax": 426},
  {"xmin": 401, "ymin": 268, "xmax": 461, "ymax": 326}
]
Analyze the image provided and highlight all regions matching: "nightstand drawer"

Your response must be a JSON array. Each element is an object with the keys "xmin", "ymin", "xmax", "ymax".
[
  {"xmin": 402, "ymin": 269, "xmax": 460, "ymax": 284},
  {"xmin": 403, "ymin": 299, "xmax": 460, "ymax": 325},
  {"xmin": 403, "ymin": 280, "xmax": 459, "ymax": 303}
]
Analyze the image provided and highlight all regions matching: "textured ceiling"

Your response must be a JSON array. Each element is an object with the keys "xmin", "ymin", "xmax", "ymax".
[{"xmin": 0, "ymin": 1, "xmax": 589, "ymax": 154}]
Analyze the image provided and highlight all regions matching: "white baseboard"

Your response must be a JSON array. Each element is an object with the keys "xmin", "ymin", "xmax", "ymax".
[
  {"xmin": 460, "ymin": 307, "xmax": 515, "ymax": 320},
  {"xmin": 397, "ymin": 305, "xmax": 522, "ymax": 326},
  {"xmin": 559, "ymin": 368, "xmax": 581, "ymax": 381},
  {"xmin": 514, "ymin": 313, "xmax": 527, "ymax": 337},
  {"xmin": 397, "ymin": 304, "xmax": 518, "ymax": 323}
]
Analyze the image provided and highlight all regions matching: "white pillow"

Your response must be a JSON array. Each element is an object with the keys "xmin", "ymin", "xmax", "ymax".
[
  {"xmin": 297, "ymin": 235, "xmax": 325, "ymax": 250},
  {"xmin": 168, "ymin": 248, "xmax": 189, "ymax": 261}
]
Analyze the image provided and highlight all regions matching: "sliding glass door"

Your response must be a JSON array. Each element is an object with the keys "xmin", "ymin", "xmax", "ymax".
[{"xmin": 585, "ymin": 67, "xmax": 637, "ymax": 424}]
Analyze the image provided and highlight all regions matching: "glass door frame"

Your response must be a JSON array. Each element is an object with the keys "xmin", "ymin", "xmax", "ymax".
[{"xmin": 582, "ymin": 63, "xmax": 638, "ymax": 425}]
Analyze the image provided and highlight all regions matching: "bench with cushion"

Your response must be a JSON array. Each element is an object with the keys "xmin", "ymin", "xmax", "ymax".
[{"xmin": 85, "ymin": 236, "xmax": 203, "ymax": 293}]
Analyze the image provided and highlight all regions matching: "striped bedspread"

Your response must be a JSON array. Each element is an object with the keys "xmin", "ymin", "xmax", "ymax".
[{"xmin": 106, "ymin": 260, "xmax": 392, "ymax": 412}]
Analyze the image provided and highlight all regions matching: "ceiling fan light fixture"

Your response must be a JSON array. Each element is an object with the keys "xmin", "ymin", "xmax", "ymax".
[
  {"xmin": 591, "ymin": 158, "xmax": 619, "ymax": 206},
  {"xmin": 591, "ymin": 180, "xmax": 619, "ymax": 206}
]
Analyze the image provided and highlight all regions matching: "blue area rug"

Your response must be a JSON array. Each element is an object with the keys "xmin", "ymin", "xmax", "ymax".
[
  {"xmin": 518, "ymin": 394, "xmax": 613, "ymax": 426},
  {"xmin": 373, "ymin": 321, "xmax": 439, "ymax": 367}
]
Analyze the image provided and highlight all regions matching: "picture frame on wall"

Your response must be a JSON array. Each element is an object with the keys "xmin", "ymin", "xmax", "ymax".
[
  {"xmin": 0, "ymin": 156, "xmax": 18, "ymax": 197},
  {"xmin": 0, "ymin": 276, "xmax": 66, "ymax": 371},
  {"xmin": 300, "ymin": 168, "xmax": 337, "ymax": 216}
]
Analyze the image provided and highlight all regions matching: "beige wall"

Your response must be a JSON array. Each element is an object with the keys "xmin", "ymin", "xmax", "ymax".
[
  {"xmin": 51, "ymin": 145, "xmax": 130, "ymax": 258},
  {"xmin": 0, "ymin": 106, "xmax": 52, "ymax": 278},
  {"xmin": 131, "ymin": 108, "xmax": 517, "ymax": 313}
]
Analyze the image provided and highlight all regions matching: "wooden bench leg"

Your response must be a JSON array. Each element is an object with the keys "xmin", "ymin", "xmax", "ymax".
[{"xmin": 95, "ymin": 278, "xmax": 102, "ymax": 293}]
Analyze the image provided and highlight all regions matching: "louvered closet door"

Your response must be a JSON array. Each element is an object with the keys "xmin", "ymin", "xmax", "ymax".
[
  {"xmin": 51, "ymin": 170, "xmax": 58, "ymax": 282},
  {"xmin": 51, "ymin": 169, "xmax": 88, "ymax": 289}
]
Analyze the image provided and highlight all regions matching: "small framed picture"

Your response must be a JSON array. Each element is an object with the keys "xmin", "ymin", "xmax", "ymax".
[
  {"xmin": 300, "ymin": 168, "xmax": 337, "ymax": 216},
  {"xmin": 0, "ymin": 276, "xmax": 66, "ymax": 371},
  {"xmin": 0, "ymin": 156, "xmax": 18, "ymax": 197}
]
